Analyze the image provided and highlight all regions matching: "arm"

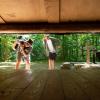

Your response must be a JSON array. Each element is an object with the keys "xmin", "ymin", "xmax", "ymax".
[
  {"xmin": 43, "ymin": 38, "xmax": 49, "ymax": 56},
  {"xmin": 50, "ymin": 37, "xmax": 61, "ymax": 48}
]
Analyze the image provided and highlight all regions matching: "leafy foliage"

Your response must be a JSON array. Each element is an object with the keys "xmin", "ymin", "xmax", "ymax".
[{"xmin": 0, "ymin": 33, "xmax": 100, "ymax": 62}]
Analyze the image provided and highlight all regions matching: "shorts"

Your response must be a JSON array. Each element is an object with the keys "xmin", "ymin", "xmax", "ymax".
[
  {"xmin": 49, "ymin": 52, "xmax": 56, "ymax": 60},
  {"xmin": 17, "ymin": 52, "xmax": 30, "ymax": 63}
]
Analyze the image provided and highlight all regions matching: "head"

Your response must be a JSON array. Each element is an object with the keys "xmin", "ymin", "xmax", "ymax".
[{"xmin": 44, "ymin": 34, "xmax": 50, "ymax": 39}]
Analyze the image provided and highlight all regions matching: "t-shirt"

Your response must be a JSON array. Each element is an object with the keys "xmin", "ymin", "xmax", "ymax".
[{"xmin": 46, "ymin": 39, "xmax": 56, "ymax": 53}]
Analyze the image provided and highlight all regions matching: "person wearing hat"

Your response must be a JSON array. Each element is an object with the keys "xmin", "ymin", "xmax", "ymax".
[
  {"xmin": 22, "ymin": 39, "xmax": 33, "ymax": 70},
  {"xmin": 13, "ymin": 36, "xmax": 33, "ymax": 70},
  {"xmin": 43, "ymin": 34, "xmax": 60, "ymax": 70}
]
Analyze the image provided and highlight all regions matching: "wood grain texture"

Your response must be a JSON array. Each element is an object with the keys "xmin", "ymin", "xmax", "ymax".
[
  {"xmin": 0, "ymin": 62, "xmax": 100, "ymax": 100},
  {"xmin": 0, "ymin": 0, "xmax": 100, "ymax": 23}
]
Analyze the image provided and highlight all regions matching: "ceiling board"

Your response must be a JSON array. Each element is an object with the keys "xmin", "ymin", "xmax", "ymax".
[
  {"xmin": 44, "ymin": 0, "xmax": 59, "ymax": 23},
  {"xmin": 0, "ymin": 0, "xmax": 47, "ymax": 23},
  {"xmin": 61, "ymin": 0, "xmax": 100, "ymax": 22},
  {"xmin": 0, "ymin": 0, "xmax": 100, "ymax": 32}
]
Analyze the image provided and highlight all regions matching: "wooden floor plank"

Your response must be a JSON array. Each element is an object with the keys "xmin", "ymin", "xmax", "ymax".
[
  {"xmin": 62, "ymin": 69, "xmax": 100, "ymax": 100},
  {"xmin": 60, "ymin": 70, "xmax": 89, "ymax": 100},
  {"xmin": 0, "ymin": 69, "xmax": 41, "ymax": 100},
  {"xmin": 0, "ymin": 69, "xmax": 28, "ymax": 83},
  {"xmin": 0, "ymin": 70, "xmax": 26, "ymax": 90},
  {"xmin": 0, "ymin": 62, "xmax": 100, "ymax": 100},
  {"xmin": 40, "ymin": 70, "xmax": 65, "ymax": 100},
  {"xmin": 0, "ymin": 70, "xmax": 28, "ymax": 99},
  {"xmin": 76, "ymin": 68, "xmax": 100, "ymax": 90},
  {"xmin": 15, "ymin": 70, "xmax": 48, "ymax": 100},
  {"xmin": 0, "ymin": 69, "xmax": 17, "ymax": 82}
]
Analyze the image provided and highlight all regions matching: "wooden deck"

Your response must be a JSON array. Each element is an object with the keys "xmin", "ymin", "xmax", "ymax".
[{"xmin": 0, "ymin": 62, "xmax": 100, "ymax": 100}]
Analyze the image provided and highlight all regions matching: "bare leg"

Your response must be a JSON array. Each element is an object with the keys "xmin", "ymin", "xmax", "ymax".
[
  {"xmin": 50, "ymin": 60, "xmax": 55, "ymax": 70},
  {"xmin": 25, "ymin": 62, "xmax": 30, "ymax": 70},
  {"xmin": 51, "ymin": 60, "xmax": 55, "ymax": 70},
  {"xmin": 16, "ymin": 52, "xmax": 22, "ymax": 70},
  {"xmin": 16, "ymin": 60, "xmax": 21, "ymax": 70},
  {"xmin": 48, "ymin": 59, "xmax": 52, "ymax": 70},
  {"xmin": 25, "ymin": 56, "xmax": 30, "ymax": 70}
]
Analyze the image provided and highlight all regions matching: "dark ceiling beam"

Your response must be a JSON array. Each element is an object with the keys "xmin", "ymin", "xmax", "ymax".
[{"xmin": 0, "ymin": 22, "xmax": 100, "ymax": 33}]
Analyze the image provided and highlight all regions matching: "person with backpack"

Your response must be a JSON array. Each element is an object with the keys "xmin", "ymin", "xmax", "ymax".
[{"xmin": 13, "ymin": 36, "xmax": 33, "ymax": 70}]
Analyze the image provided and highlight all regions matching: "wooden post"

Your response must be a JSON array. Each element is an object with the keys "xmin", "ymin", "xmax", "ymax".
[{"xmin": 86, "ymin": 42, "xmax": 90, "ymax": 64}]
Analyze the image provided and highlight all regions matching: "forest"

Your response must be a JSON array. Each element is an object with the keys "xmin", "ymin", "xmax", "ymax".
[{"xmin": 0, "ymin": 33, "xmax": 100, "ymax": 63}]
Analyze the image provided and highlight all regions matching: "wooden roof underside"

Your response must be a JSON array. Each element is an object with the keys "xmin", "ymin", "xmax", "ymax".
[{"xmin": 0, "ymin": 0, "xmax": 100, "ymax": 33}]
